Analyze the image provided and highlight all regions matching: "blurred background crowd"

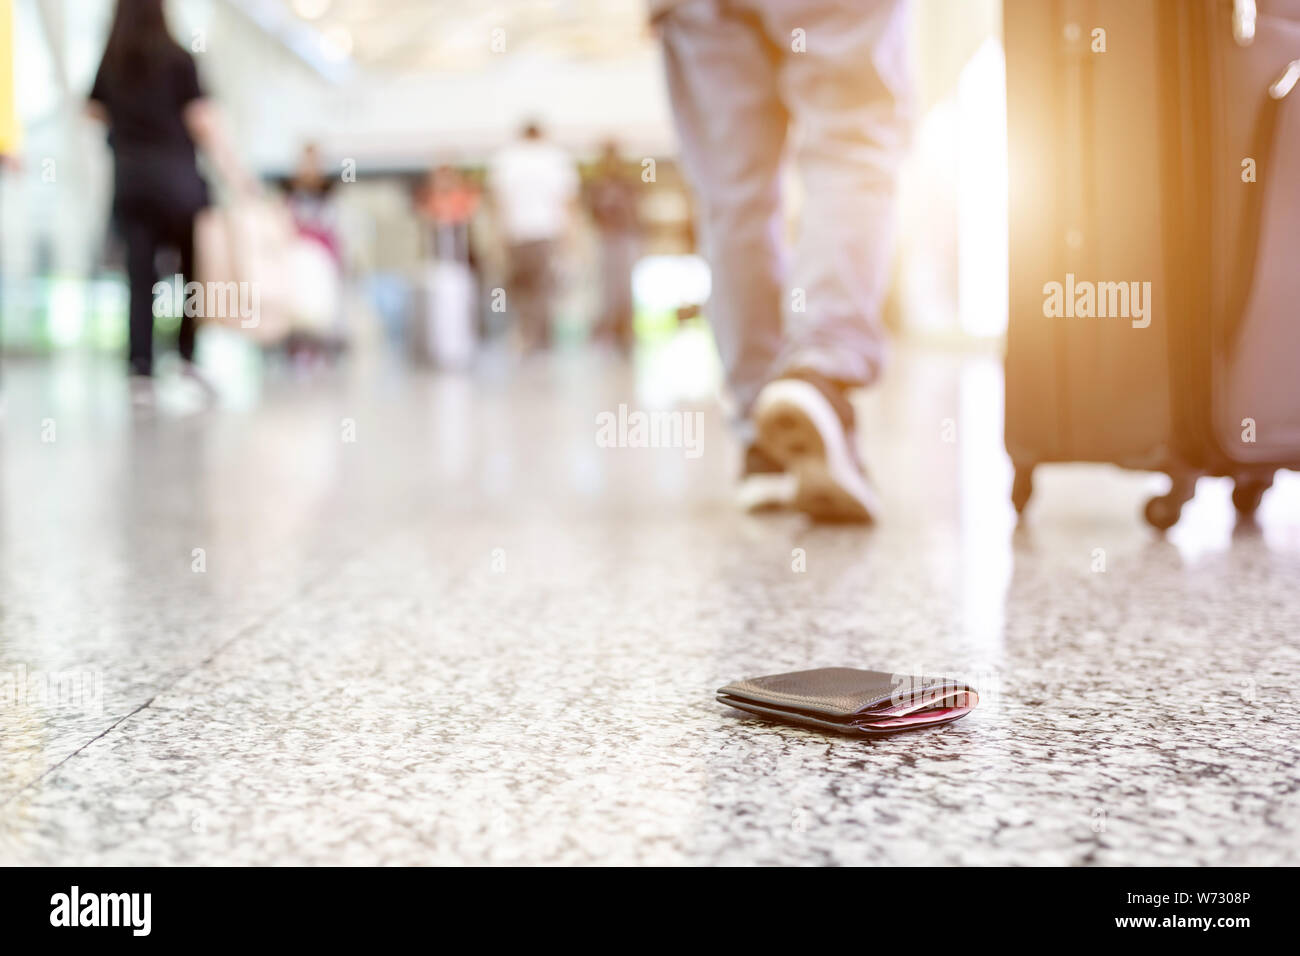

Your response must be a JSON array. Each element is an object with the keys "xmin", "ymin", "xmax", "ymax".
[{"xmin": 0, "ymin": 0, "xmax": 1007, "ymax": 400}]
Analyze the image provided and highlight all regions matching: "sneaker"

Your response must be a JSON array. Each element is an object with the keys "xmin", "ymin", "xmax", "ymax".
[
  {"xmin": 180, "ymin": 360, "xmax": 219, "ymax": 403},
  {"xmin": 753, "ymin": 369, "xmax": 880, "ymax": 523},
  {"xmin": 736, "ymin": 444, "xmax": 797, "ymax": 512},
  {"xmin": 128, "ymin": 375, "xmax": 156, "ymax": 409}
]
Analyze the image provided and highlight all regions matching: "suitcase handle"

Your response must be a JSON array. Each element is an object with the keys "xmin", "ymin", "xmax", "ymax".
[
  {"xmin": 1233, "ymin": 0, "xmax": 1257, "ymax": 46},
  {"xmin": 1269, "ymin": 57, "xmax": 1300, "ymax": 99}
]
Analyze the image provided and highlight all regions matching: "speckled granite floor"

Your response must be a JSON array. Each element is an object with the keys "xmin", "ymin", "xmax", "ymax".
[{"xmin": 2, "ymin": 344, "xmax": 1298, "ymax": 865}]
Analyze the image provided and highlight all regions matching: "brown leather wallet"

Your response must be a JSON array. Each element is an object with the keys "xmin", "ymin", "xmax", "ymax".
[{"xmin": 717, "ymin": 667, "xmax": 978, "ymax": 736}]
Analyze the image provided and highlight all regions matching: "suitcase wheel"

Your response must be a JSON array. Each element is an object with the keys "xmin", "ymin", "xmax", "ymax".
[
  {"xmin": 1232, "ymin": 477, "xmax": 1271, "ymax": 515},
  {"xmin": 1144, "ymin": 473, "xmax": 1197, "ymax": 531},
  {"xmin": 1143, "ymin": 495, "xmax": 1183, "ymax": 531},
  {"xmin": 1011, "ymin": 465, "xmax": 1034, "ymax": 515}
]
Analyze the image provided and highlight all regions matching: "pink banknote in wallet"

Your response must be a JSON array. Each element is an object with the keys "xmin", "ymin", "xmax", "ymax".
[{"xmin": 717, "ymin": 667, "xmax": 978, "ymax": 736}]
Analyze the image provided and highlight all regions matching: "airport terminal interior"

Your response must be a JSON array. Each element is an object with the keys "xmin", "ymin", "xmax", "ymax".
[{"xmin": 2, "ymin": 0, "xmax": 1298, "ymax": 865}]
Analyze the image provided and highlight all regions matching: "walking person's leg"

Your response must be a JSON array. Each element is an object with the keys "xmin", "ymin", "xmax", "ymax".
[
  {"xmin": 172, "ymin": 211, "xmax": 218, "ymax": 398},
  {"xmin": 766, "ymin": 0, "xmax": 910, "ymax": 387},
  {"xmin": 748, "ymin": 0, "xmax": 912, "ymax": 521},
  {"xmin": 121, "ymin": 213, "xmax": 159, "ymax": 378},
  {"xmin": 593, "ymin": 230, "xmax": 617, "ymax": 346},
  {"xmin": 659, "ymin": 0, "xmax": 787, "ymax": 431},
  {"xmin": 611, "ymin": 232, "xmax": 637, "ymax": 353},
  {"xmin": 659, "ymin": 0, "xmax": 795, "ymax": 509},
  {"xmin": 174, "ymin": 212, "xmax": 197, "ymax": 364},
  {"xmin": 597, "ymin": 231, "xmax": 636, "ymax": 353},
  {"xmin": 507, "ymin": 242, "xmax": 532, "ymax": 350},
  {"xmin": 533, "ymin": 239, "xmax": 557, "ymax": 349},
  {"xmin": 509, "ymin": 240, "xmax": 547, "ymax": 352}
]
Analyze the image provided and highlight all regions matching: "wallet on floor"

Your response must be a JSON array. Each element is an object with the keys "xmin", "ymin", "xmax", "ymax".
[{"xmin": 717, "ymin": 667, "xmax": 977, "ymax": 736}]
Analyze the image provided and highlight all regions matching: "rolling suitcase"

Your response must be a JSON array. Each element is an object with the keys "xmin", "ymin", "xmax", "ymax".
[
  {"xmin": 1163, "ymin": 0, "xmax": 1300, "ymax": 523},
  {"xmin": 1004, "ymin": 0, "xmax": 1300, "ymax": 527},
  {"xmin": 412, "ymin": 223, "xmax": 476, "ymax": 369}
]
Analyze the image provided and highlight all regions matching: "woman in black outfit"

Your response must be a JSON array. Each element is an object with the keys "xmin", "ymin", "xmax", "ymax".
[{"xmin": 86, "ymin": 0, "xmax": 243, "ymax": 388}]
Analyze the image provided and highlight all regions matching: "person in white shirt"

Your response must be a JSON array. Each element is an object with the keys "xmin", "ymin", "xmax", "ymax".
[{"xmin": 487, "ymin": 121, "xmax": 579, "ymax": 351}]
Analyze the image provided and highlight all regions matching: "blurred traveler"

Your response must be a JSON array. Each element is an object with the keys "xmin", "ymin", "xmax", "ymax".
[
  {"xmin": 280, "ymin": 142, "xmax": 346, "ymax": 364},
  {"xmin": 284, "ymin": 142, "xmax": 341, "ymax": 267},
  {"xmin": 585, "ymin": 141, "xmax": 641, "ymax": 355},
  {"xmin": 656, "ymin": 0, "xmax": 911, "ymax": 521},
  {"xmin": 487, "ymin": 122, "xmax": 578, "ymax": 353},
  {"xmin": 417, "ymin": 164, "xmax": 480, "ymax": 265},
  {"xmin": 86, "ymin": 0, "xmax": 250, "ymax": 397},
  {"xmin": 412, "ymin": 164, "xmax": 480, "ymax": 368}
]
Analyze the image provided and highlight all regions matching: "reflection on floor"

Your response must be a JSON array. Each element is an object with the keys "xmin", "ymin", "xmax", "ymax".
[{"xmin": 2, "ymin": 342, "xmax": 1299, "ymax": 865}]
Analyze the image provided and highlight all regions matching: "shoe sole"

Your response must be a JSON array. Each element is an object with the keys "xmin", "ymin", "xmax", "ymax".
[
  {"xmin": 735, "ymin": 471, "xmax": 798, "ymax": 513},
  {"xmin": 753, "ymin": 380, "xmax": 879, "ymax": 523}
]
